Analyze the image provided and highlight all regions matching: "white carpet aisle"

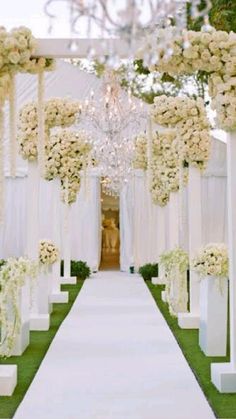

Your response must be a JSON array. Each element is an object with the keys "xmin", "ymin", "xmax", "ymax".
[{"xmin": 14, "ymin": 272, "xmax": 215, "ymax": 419}]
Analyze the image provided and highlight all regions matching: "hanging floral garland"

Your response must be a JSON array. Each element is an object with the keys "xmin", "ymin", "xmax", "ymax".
[
  {"xmin": 146, "ymin": 29, "xmax": 236, "ymax": 131},
  {"xmin": 44, "ymin": 129, "xmax": 93, "ymax": 204},
  {"xmin": 133, "ymin": 134, "xmax": 148, "ymax": 170},
  {"xmin": 0, "ymin": 257, "xmax": 38, "ymax": 357},
  {"xmin": 17, "ymin": 98, "xmax": 81, "ymax": 161},
  {"xmin": 160, "ymin": 247, "xmax": 189, "ymax": 317},
  {"xmin": 151, "ymin": 95, "xmax": 211, "ymax": 170},
  {"xmin": 133, "ymin": 129, "xmax": 187, "ymax": 206}
]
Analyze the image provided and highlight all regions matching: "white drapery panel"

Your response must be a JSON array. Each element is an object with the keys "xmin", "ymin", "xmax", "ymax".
[
  {"xmin": 120, "ymin": 170, "xmax": 168, "ymax": 271},
  {"xmin": 0, "ymin": 172, "xmax": 101, "ymax": 270},
  {"xmin": 120, "ymin": 139, "xmax": 228, "ymax": 271}
]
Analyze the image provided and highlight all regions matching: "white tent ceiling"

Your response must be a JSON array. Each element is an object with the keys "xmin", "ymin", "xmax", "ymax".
[{"xmin": 2, "ymin": 59, "xmax": 226, "ymax": 177}]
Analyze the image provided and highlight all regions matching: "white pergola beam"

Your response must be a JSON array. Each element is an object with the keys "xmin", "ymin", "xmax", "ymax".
[{"xmin": 35, "ymin": 38, "xmax": 136, "ymax": 58}]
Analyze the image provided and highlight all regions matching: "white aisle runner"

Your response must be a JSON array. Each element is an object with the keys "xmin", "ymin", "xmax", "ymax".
[{"xmin": 14, "ymin": 271, "xmax": 215, "ymax": 419}]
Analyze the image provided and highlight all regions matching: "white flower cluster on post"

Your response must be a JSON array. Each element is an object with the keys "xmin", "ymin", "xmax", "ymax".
[
  {"xmin": 133, "ymin": 129, "xmax": 188, "ymax": 206},
  {"xmin": 148, "ymin": 29, "xmax": 236, "ymax": 131},
  {"xmin": 151, "ymin": 95, "xmax": 211, "ymax": 170},
  {"xmin": 44, "ymin": 129, "xmax": 93, "ymax": 204},
  {"xmin": 17, "ymin": 98, "xmax": 81, "ymax": 161},
  {"xmin": 39, "ymin": 240, "xmax": 59, "ymax": 265},
  {"xmin": 0, "ymin": 26, "xmax": 54, "ymax": 106},
  {"xmin": 0, "ymin": 257, "xmax": 38, "ymax": 357},
  {"xmin": 192, "ymin": 243, "xmax": 228, "ymax": 278}
]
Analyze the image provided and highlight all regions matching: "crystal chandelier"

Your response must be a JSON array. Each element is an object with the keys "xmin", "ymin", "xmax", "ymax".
[
  {"xmin": 44, "ymin": 0, "xmax": 212, "ymax": 64},
  {"xmin": 79, "ymin": 70, "xmax": 147, "ymax": 195}
]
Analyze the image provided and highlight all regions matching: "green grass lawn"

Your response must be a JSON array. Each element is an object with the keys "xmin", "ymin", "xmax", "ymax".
[
  {"xmin": 0, "ymin": 281, "xmax": 84, "ymax": 419},
  {"xmin": 147, "ymin": 282, "xmax": 236, "ymax": 419}
]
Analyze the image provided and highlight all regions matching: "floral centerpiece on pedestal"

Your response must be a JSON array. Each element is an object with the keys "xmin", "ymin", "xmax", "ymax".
[
  {"xmin": 39, "ymin": 240, "xmax": 59, "ymax": 266},
  {"xmin": 192, "ymin": 243, "xmax": 228, "ymax": 278}
]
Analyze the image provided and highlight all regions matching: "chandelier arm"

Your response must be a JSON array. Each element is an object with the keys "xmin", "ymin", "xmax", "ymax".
[
  {"xmin": 44, "ymin": 0, "xmax": 72, "ymax": 19},
  {"xmin": 99, "ymin": 0, "xmax": 125, "ymax": 29}
]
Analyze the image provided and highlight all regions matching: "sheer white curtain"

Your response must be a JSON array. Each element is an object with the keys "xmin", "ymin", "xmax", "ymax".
[
  {"xmin": 120, "ymin": 139, "xmax": 228, "ymax": 271},
  {"xmin": 0, "ymin": 171, "xmax": 101, "ymax": 270}
]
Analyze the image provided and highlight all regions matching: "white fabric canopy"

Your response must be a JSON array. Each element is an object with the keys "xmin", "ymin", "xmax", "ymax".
[{"xmin": 0, "ymin": 59, "xmax": 228, "ymax": 270}]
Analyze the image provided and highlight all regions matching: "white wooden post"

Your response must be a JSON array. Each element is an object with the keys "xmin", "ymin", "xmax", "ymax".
[
  {"xmin": 178, "ymin": 166, "xmax": 202, "ymax": 329},
  {"xmin": 211, "ymin": 132, "xmax": 236, "ymax": 392},
  {"xmin": 157, "ymin": 205, "xmax": 167, "ymax": 284},
  {"xmin": 61, "ymin": 203, "xmax": 77, "ymax": 284},
  {"xmin": 168, "ymin": 191, "xmax": 180, "ymax": 248},
  {"xmin": 50, "ymin": 180, "xmax": 69, "ymax": 302},
  {"xmin": 27, "ymin": 162, "xmax": 50, "ymax": 331}
]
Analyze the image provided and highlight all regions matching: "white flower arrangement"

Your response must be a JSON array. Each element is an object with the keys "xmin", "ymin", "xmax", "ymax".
[
  {"xmin": 18, "ymin": 98, "xmax": 81, "ymax": 161},
  {"xmin": 152, "ymin": 95, "xmax": 211, "ymax": 170},
  {"xmin": 39, "ymin": 240, "xmax": 59, "ymax": 265},
  {"xmin": 147, "ymin": 29, "xmax": 236, "ymax": 131},
  {"xmin": 160, "ymin": 247, "xmax": 189, "ymax": 316},
  {"xmin": 192, "ymin": 243, "xmax": 228, "ymax": 278},
  {"xmin": 45, "ymin": 129, "xmax": 92, "ymax": 204},
  {"xmin": 0, "ymin": 26, "xmax": 54, "ymax": 106},
  {"xmin": 0, "ymin": 257, "xmax": 38, "ymax": 357}
]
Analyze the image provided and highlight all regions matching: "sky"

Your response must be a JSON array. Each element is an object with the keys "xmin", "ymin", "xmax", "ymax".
[{"xmin": 0, "ymin": 0, "xmax": 73, "ymax": 37}]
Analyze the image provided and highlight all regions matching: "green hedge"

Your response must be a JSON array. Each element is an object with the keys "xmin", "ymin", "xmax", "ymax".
[
  {"xmin": 60, "ymin": 260, "xmax": 91, "ymax": 280},
  {"xmin": 138, "ymin": 263, "xmax": 158, "ymax": 281}
]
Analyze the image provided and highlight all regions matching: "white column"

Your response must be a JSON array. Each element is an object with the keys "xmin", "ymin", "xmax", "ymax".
[
  {"xmin": 178, "ymin": 166, "xmax": 202, "ymax": 329},
  {"xmin": 61, "ymin": 203, "xmax": 76, "ymax": 284},
  {"xmin": 168, "ymin": 191, "xmax": 180, "ymax": 249},
  {"xmin": 50, "ymin": 180, "xmax": 68, "ymax": 302},
  {"xmin": 211, "ymin": 132, "xmax": 236, "ymax": 392},
  {"xmin": 157, "ymin": 206, "xmax": 166, "ymax": 259},
  {"xmin": 26, "ymin": 162, "xmax": 40, "ymax": 259},
  {"xmin": 27, "ymin": 163, "xmax": 50, "ymax": 331}
]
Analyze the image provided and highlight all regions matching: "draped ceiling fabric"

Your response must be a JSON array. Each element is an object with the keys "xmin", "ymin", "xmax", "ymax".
[
  {"xmin": 120, "ymin": 138, "xmax": 227, "ymax": 271},
  {"xmin": 0, "ymin": 59, "xmax": 228, "ymax": 270}
]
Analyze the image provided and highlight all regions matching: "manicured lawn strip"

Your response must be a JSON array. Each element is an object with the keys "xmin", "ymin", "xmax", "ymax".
[
  {"xmin": 147, "ymin": 282, "xmax": 236, "ymax": 419},
  {"xmin": 0, "ymin": 281, "xmax": 84, "ymax": 419}
]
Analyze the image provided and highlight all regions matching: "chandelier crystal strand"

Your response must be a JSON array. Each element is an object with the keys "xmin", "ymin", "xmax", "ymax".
[
  {"xmin": 37, "ymin": 71, "xmax": 45, "ymax": 176},
  {"xmin": 9, "ymin": 74, "xmax": 16, "ymax": 178},
  {"xmin": 80, "ymin": 71, "xmax": 147, "ymax": 196},
  {"xmin": 0, "ymin": 109, "xmax": 4, "ymax": 224}
]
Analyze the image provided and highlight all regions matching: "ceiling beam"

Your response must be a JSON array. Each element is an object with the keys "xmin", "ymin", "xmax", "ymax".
[{"xmin": 34, "ymin": 38, "xmax": 137, "ymax": 58}]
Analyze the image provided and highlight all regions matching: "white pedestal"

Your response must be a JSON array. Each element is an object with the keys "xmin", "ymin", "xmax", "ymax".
[
  {"xmin": 157, "ymin": 264, "xmax": 166, "ymax": 285},
  {"xmin": 151, "ymin": 277, "xmax": 159, "ymax": 285},
  {"xmin": 50, "ymin": 291, "xmax": 69, "ymax": 303},
  {"xmin": 211, "ymin": 363, "xmax": 236, "ymax": 393},
  {"xmin": 15, "ymin": 279, "xmax": 30, "ymax": 356},
  {"xmin": 0, "ymin": 365, "xmax": 17, "ymax": 396},
  {"xmin": 161, "ymin": 290, "xmax": 167, "ymax": 302},
  {"xmin": 50, "ymin": 260, "xmax": 69, "ymax": 303},
  {"xmin": 30, "ymin": 314, "xmax": 50, "ymax": 331},
  {"xmin": 30, "ymin": 271, "xmax": 50, "ymax": 331},
  {"xmin": 199, "ymin": 276, "xmax": 228, "ymax": 356},
  {"xmin": 168, "ymin": 192, "xmax": 180, "ymax": 248},
  {"xmin": 60, "ymin": 276, "xmax": 77, "ymax": 285},
  {"xmin": 178, "ymin": 166, "xmax": 202, "ymax": 329},
  {"xmin": 210, "ymin": 133, "xmax": 236, "ymax": 392}
]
